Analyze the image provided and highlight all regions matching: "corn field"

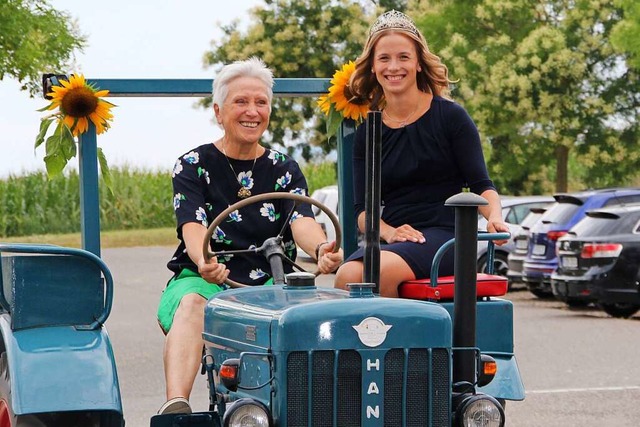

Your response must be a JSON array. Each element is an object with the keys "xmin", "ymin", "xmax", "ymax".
[{"xmin": 0, "ymin": 162, "xmax": 336, "ymax": 238}]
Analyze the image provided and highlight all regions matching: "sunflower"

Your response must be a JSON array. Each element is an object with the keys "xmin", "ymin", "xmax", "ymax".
[
  {"xmin": 318, "ymin": 61, "xmax": 369, "ymax": 139},
  {"xmin": 46, "ymin": 74, "xmax": 114, "ymax": 136},
  {"xmin": 35, "ymin": 74, "xmax": 116, "ymax": 192}
]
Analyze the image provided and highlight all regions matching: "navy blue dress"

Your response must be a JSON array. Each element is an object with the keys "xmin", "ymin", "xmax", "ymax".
[
  {"xmin": 167, "ymin": 143, "xmax": 313, "ymax": 285},
  {"xmin": 347, "ymin": 96, "xmax": 496, "ymax": 278}
]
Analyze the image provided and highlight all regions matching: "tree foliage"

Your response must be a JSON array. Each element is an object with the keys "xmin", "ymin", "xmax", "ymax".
[
  {"xmin": 416, "ymin": 0, "xmax": 640, "ymax": 193},
  {"xmin": 202, "ymin": 0, "xmax": 376, "ymax": 159},
  {"xmin": 0, "ymin": 0, "xmax": 85, "ymax": 95},
  {"xmin": 611, "ymin": 0, "xmax": 640, "ymax": 69},
  {"xmin": 202, "ymin": 0, "xmax": 640, "ymax": 192}
]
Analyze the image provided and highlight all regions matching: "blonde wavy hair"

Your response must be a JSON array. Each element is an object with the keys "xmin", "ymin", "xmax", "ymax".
[{"xmin": 349, "ymin": 27, "xmax": 452, "ymax": 111}]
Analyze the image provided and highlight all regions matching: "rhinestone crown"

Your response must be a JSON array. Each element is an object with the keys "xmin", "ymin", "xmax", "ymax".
[{"xmin": 369, "ymin": 10, "xmax": 420, "ymax": 37}]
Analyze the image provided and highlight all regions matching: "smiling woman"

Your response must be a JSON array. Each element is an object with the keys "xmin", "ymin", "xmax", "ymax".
[
  {"xmin": 333, "ymin": 10, "xmax": 510, "ymax": 298},
  {"xmin": 156, "ymin": 57, "xmax": 343, "ymax": 415}
]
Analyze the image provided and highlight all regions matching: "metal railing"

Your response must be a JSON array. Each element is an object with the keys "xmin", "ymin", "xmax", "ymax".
[{"xmin": 43, "ymin": 76, "xmax": 359, "ymax": 257}]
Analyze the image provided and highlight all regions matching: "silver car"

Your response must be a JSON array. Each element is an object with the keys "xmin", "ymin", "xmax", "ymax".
[{"xmin": 477, "ymin": 195, "xmax": 555, "ymax": 282}]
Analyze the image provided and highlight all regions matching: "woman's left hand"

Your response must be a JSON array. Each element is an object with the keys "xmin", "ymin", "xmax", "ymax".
[
  {"xmin": 486, "ymin": 219, "xmax": 510, "ymax": 246},
  {"xmin": 316, "ymin": 241, "xmax": 344, "ymax": 274}
]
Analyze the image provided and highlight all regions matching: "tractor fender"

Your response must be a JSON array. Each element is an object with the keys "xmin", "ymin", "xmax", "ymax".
[{"xmin": 0, "ymin": 314, "xmax": 123, "ymax": 416}]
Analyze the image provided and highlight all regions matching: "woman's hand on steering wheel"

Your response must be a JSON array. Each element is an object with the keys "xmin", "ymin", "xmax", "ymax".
[
  {"xmin": 316, "ymin": 241, "xmax": 343, "ymax": 274},
  {"xmin": 197, "ymin": 257, "xmax": 230, "ymax": 284}
]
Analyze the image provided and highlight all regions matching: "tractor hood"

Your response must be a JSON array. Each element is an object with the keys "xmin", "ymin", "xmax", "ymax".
[{"xmin": 203, "ymin": 284, "xmax": 452, "ymax": 352}]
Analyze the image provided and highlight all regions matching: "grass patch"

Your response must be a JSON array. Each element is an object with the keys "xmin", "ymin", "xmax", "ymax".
[{"xmin": 1, "ymin": 227, "xmax": 177, "ymax": 249}]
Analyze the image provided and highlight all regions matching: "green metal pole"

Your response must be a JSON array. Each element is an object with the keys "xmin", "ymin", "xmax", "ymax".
[{"xmin": 337, "ymin": 119, "xmax": 357, "ymax": 258}]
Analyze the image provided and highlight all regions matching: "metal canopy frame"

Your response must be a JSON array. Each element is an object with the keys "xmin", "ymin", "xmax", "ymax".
[{"xmin": 66, "ymin": 77, "xmax": 357, "ymax": 257}]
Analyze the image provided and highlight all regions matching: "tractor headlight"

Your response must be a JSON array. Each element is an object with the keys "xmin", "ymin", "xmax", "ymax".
[
  {"xmin": 223, "ymin": 398, "xmax": 272, "ymax": 427},
  {"xmin": 456, "ymin": 394, "xmax": 505, "ymax": 427}
]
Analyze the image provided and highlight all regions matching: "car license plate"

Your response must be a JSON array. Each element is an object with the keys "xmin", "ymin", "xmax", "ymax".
[
  {"xmin": 562, "ymin": 256, "xmax": 578, "ymax": 269},
  {"xmin": 532, "ymin": 244, "xmax": 546, "ymax": 256},
  {"xmin": 516, "ymin": 239, "xmax": 528, "ymax": 250}
]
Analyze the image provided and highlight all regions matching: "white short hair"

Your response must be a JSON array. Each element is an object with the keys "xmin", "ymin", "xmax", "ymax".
[{"xmin": 212, "ymin": 57, "xmax": 274, "ymax": 118}]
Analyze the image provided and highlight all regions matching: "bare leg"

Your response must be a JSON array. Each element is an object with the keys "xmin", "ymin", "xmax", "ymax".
[
  {"xmin": 334, "ymin": 251, "xmax": 415, "ymax": 298},
  {"xmin": 163, "ymin": 294, "xmax": 207, "ymax": 400},
  {"xmin": 334, "ymin": 261, "xmax": 364, "ymax": 290},
  {"xmin": 378, "ymin": 252, "xmax": 415, "ymax": 298}
]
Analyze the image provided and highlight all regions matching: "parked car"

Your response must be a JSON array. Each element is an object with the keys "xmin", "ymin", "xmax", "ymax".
[
  {"xmin": 523, "ymin": 188, "xmax": 640, "ymax": 298},
  {"xmin": 552, "ymin": 204, "xmax": 640, "ymax": 316},
  {"xmin": 506, "ymin": 206, "xmax": 549, "ymax": 288},
  {"xmin": 477, "ymin": 195, "xmax": 554, "ymax": 280}
]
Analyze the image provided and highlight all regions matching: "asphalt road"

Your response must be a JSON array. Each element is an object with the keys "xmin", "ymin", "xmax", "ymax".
[{"xmin": 102, "ymin": 246, "xmax": 640, "ymax": 427}]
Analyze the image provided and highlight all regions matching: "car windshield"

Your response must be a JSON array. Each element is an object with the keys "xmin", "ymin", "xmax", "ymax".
[
  {"xmin": 520, "ymin": 211, "xmax": 544, "ymax": 230},
  {"xmin": 539, "ymin": 202, "xmax": 579, "ymax": 225},
  {"xmin": 569, "ymin": 213, "xmax": 639, "ymax": 237}
]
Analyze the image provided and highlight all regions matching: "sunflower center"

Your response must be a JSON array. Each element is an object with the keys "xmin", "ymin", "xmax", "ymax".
[
  {"xmin": 60, "ymin": 87, "xmax": 99, "ymax": 117},
  {"xmin": 344, "ymin": 84, "xmax": 367, "ymax": 106}
]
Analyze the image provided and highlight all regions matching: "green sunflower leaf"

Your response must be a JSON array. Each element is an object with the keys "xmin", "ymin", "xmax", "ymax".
[
  {"xmin": 43, "ymin": 150, "xmax": 67, "ymax": 178},
  {"xmin": 97, "ymin": 147, "xmax": 114, "ymax": 195},
  {"xmin": 36, "ymin": 102, "xmax": 55, "ymax": 112},
  {"xmin": 45, "ymin": 123, "xmax": 63, "ymax": 157},
  {"xmin": 35, "ymin": 117, "xmax": 54, "ymax": 149},
  {"xmin": 58, "ymin": 124, "xmax": 76, "ymax": 161},
  {"xmin": 325, "ymin": 104, "xmax": 343, "ymax": 140}
]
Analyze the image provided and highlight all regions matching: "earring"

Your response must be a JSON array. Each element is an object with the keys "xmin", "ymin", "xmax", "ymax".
[{"xmin": 371, "ymin": 68, "xmax": 374, "ymax": 73}]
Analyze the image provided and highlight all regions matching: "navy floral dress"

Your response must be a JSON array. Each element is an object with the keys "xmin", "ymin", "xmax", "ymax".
[{"xmin": 167, "ymin": 143, "xmax": 313, "ymax": 285}]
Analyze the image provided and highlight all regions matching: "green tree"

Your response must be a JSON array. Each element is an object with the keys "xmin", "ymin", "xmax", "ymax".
[
  {"xmin": 611, "ymin": 0, "xmax": 640, "ymax": 69},
  {"xmin": 202, "ymin": 0, "xmax": 375, "ymax": 159},
  {"xmin": 415, "ymin": 0, "xmax": 548, "ymax": 194},
  {"xmin": 0, "ymin": 0, "xmax": 86, "ymax": 95},
  {"xmin": 416, "ymin": 0, "xmax": 640, "ymax": 193}
]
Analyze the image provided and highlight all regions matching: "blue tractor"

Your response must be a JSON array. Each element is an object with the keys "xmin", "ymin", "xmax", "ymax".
[
  {"xmin": 0, "ymin": 244, "xmax": 124, "ymax": 426},
  {"xmin": 0, "ymin": 77, "xmax": 524, "ymax": 427}
]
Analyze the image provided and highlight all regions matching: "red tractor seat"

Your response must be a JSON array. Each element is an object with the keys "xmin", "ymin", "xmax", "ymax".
[{"xmin": 398, "ymin": 274, "xmax": 508, "ymax": 301}]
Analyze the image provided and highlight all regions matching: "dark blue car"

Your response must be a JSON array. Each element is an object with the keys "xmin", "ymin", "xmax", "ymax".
[
  {"xmin": 522, "ymin": 188, "xmax": 640, "ymax": 298},
  {"xmin": 552, "ymin": 204, "xmax": 640, "ymax": 316}
]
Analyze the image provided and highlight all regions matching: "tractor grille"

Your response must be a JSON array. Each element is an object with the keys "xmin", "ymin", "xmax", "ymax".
[{"xmin": 286, "ymin": 348, "xmax": 449, "ymax": 427}]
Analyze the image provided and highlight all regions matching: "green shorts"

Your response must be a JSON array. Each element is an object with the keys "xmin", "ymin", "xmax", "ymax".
[
  {"xmin": 156, "ymin": 268, "xmax": 274, "ymax": 333},
  {"xmin": 156, "ymin": 269, "xmax": 225, "ymax": 334}
]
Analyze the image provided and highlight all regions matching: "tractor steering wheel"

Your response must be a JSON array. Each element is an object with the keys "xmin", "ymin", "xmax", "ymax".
[{"xmin": 202, "ymin": 192, "xmax": 342, "ymax": 288}]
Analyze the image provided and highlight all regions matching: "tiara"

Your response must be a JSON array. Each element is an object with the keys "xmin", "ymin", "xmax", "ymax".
[{"xmin": 369, "ymin": 10, "xmax": 420, "ymax": 37}]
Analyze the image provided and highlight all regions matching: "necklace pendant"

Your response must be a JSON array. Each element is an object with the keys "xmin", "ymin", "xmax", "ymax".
[{"xmin": 238, "ymin": 187, "xmax": 251, "ymax": 199}]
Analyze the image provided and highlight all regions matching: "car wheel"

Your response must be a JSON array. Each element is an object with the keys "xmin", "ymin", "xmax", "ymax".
[
  {"xmin": 477, "ymin": 252, "xmax": 509, "ymax": 277},
  {"xmin": 598, "ymin": 302, "xmax": 640, "ymax": 319}
]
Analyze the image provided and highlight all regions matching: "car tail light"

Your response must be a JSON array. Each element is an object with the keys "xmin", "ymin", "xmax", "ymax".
[
  {"xmin": 581, "ymin": 243, "xmax": 623, "ymax": 258},
  {"xmin": 547, "ymin": 230, "xmax": 567, "ymax": 241}
]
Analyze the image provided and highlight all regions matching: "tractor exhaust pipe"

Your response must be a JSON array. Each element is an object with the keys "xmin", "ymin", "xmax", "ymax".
[
  {"xmin": 446, "ymin": 192, "xmax": 488, "ymax": 385},
  {"xmin": 364, "ymin": 111, "xmax": 382, "ymax": 292}
]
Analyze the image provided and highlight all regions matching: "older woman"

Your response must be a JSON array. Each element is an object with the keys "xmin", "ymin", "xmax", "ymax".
[
  {"xmin": 334, "ymin": 11, "xmax": 508, "ymax": 298},
  {"xmin": 157, "ymin": 57, "xmax": 342, "ymax": 414}
]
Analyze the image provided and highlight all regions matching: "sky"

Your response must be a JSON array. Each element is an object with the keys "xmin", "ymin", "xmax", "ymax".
[{"xmin": 0, "ymin": 0, "xmax": 263, "ymax": 178}]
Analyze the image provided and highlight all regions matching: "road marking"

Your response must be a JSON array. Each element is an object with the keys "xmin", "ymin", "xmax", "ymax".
[{"xmin": 527, "ymin": 386, "xmax": 640, "ymax": 395}]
